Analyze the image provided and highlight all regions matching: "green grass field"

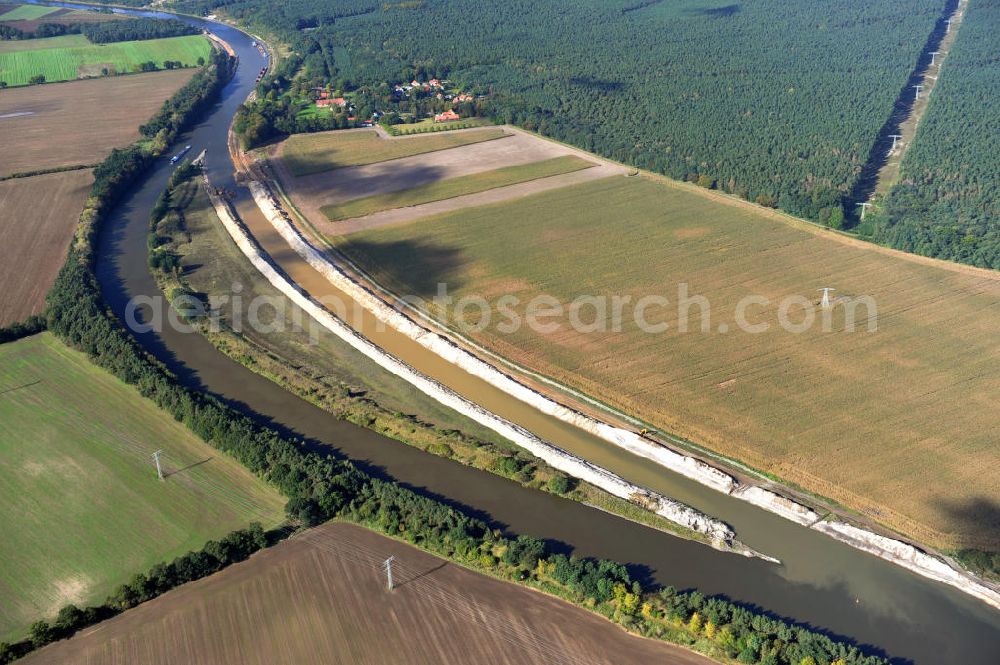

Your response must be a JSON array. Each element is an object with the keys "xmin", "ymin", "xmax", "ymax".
[
  {"xmin": 0, "ymin": 334, "xmax": 285, "ymax": 641},
  {"xmin": 387, "ymin": 116, "xmax": 496, "ymax": 136},
  {"xmin": 0, "ymin": 3, "xmax": 59, "ymax": 20},
  {"xmin": 334, "ymin": 175, "xmax": 1000, "ymax": 550},
  {"xmin": 0, "ymin": 34, "xmax": 211, "ymax": 86},
  {"xmin": 280, "ymin": 127, "xmax": 509, "ymax": 177},
  {"xmin": 321, "ymin": 156, "xmax": 594, "ymax": 221},
  {"xmin": 0, "ymin": 33, "xmax": 88, "ymax": 54}
]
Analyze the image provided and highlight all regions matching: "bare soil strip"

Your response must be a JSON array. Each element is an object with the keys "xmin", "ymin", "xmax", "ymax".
[
  {"xmin": 272, "ymin": 126, "xmax": 628, "ymax": 233},
  {"xmin": 21, "ymin": 523, "xmax": 713, "ymax": 665},
  {"xmin": 326, "ymin": 168, "xmax": 621, "ymax": 235}
]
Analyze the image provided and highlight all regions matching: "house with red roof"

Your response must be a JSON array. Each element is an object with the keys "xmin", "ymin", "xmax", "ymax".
[{"xmin": 434, "ymin": 109, "xmax": 461, "ymax": 122}]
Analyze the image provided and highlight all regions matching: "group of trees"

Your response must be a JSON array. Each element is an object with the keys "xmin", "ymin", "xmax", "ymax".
[
  {"xmin": 0, "ymin": 16, "xmax": 892, "ymax": 661},
  {"xmin": 0, "ymin": 21, "xmax": 83, "ymax": 40},
  {"xmin": 185, "ymin": 0, "xmax": 945, "ymax": 226},
  {"xmin": 874, "ymin": 0, "xmax": 1000, "ymax": 269},
  {"xmin": 81, "ymin": 17, "xmax": 200, "ymax": 43},
  {"xmin": 0, "ymin": 16, "xmax": 197, "ymax": 43}
]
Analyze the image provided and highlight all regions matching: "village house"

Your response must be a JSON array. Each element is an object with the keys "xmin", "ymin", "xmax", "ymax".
[
  {"xmin": 316, "ymin": 96, "xmax": 348, "ymax": 108},
  {"xmin": 434, "ymin": 109, "xmax": 461, "ymax": 122}
]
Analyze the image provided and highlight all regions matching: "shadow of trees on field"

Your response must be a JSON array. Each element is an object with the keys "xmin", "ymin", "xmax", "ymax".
[
  {"xmin": 315, "ymin": 163, "xmax": 448, "ymax": 202},
  {"xmin": 935, "ymin": 495, "xmax": 1000, "ymax": 552},
  {"xmin": 338, "ymin": 238, "xmax": 467, "ymax": 299}
]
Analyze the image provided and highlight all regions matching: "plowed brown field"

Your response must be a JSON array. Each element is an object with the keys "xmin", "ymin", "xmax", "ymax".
[
  {"xmin": 21, "ymin": 523, "xmax": 712, "ymax": 665},
  {"xmin": 0, "ymin": 170, "xmax": 92, "ymax": 326}
]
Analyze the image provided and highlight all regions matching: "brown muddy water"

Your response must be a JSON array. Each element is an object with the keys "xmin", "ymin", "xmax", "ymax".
[{"xmin": 75, "ymin": 4, "xmax": 1000, "ymax": 663}]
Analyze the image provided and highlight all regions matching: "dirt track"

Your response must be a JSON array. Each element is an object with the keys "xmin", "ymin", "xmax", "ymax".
[
  {"xmin": 21, "ymin": 523, "xmax": 713, "ymax": 665},
  {"xmin": 0, "ymin": 170, "xmax": 93, "ymax": 326},
  {"xmin": 272, "ymin": 127, "xmax": 628, "ymax": 234},
  {"xmin": 0, "ymin": 69, "xmax": 195, "ymax": 177}
]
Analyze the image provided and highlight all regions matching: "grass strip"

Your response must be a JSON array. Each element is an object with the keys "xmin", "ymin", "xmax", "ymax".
[{"xmin": 322, "ymin": 155, "xmax": 594, "ymax": 221}]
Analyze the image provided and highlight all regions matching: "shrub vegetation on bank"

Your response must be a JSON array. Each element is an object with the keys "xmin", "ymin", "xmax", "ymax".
[{"xmin": 1, "ymin": 29, "xmax": 888, "ymax": 665}]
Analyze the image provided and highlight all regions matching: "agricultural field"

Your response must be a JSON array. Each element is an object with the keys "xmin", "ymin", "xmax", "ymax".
[
  {"xmin": 877, "ymin": 0, "xmax": 1000, "ymax": 269},
  {"xmin": 0, "ymin": 68, "xmax": 196, "ymax": 176},
  {"xmin": 0, "ymin": 33, "xmax": 210, "ymax": 86},
  {"xmin": 277, "ymin": 126, "xmax": 509, "ymax": 176},
  {"xmin": 0, "ymin": 5, "xmax": 125, "ymax": 34},
  {"xmin": 20, "ymin": 522, "xmax": 712, "ymax": 665},
  {"xmin": 321, "ymin": 155, "xmax": 594, "ymax": 221},
  {"xmin": 274, "ymin": 127, "xmax": 626, "ymax": 232},
  {"xmin": 0, "ymin": 333, "xmax": 285, "ymax": 641},
  {"xmin": 0, "ymin": 3, "xmax": 58, "ymax": 20},
  {"xmin": 0, "ymin": 170, "xmax": 92, "ymax": 326},
  {"xmin": 333, "ymin": 174, "xmax": 1000, "ymax": 551}
]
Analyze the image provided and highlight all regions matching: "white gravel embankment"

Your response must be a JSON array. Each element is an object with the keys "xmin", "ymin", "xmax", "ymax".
[
  {"xmin": 207, "ymin": 181, "xmax": 755, "ymax": 555},
  {"xmin": 247, "ymin": 179, "xmax": 1000, "ymax": 610}
]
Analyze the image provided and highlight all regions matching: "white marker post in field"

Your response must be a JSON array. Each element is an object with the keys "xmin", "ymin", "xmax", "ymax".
[
  {"xmin": 151, "ymin": 450, "xmax": 165, "ymax": 481},
  {"xmin": 383, "ymin": 556, "xmax": 395, "ymax": 591}
]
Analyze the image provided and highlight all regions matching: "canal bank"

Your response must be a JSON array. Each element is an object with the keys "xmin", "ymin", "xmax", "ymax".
[{"xmin": 51, "ymin": 2, "xmax": 1000, "ymax": 662}]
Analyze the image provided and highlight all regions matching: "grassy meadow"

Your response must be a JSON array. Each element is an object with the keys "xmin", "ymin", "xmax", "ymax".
[
  {"xmin": 334, "ymin": 175, "xmax": 1000, "ymax": 550},
  {"xmin": 0, "ymin": 3, "xmax": 58, "ymax": 20},
  {"xmin": 321, "ymin": 155, "xmax": 594, "ymax": 221},
  {"xmin": 280, "ymin": 127, "xmax": 509, "ymax": 176},
  {"xmin": 0, "ymin": 334, "xmax": 285, "ymax": 641},
  {"xmin": 0, "ymin": 34, "xmax": 210, "ymax": 86}
]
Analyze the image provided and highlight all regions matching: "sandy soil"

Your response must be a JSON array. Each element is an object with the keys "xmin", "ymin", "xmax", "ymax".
[
  {"xmin": 272, "ymin": 127, "xmax": 628, "ymax": 234},
  {"xmin": 21, "ymin": 523, "xmax": 713, "ymax": 665},
  {"xmin": 0, "ymin": 170, "xmax": 92, "ymax": 326},
  {"xmin": 326, "ymin": 169, "xmax": 622, "ymax": 235},
  {"xmin": 0, "ymin": 69, "xmax": 196, "ymax": 177}
]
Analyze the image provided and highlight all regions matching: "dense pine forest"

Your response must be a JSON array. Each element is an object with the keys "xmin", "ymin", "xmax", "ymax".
[
  {"xmin": 875, "ymin": 0, "xmax": 1000, "ymax": 269},
  {"xmin": 177, "ymin": 0, "xmax": 945, "ymax": 226}
]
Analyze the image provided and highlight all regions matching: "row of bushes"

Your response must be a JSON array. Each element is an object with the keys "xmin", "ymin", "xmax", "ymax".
[
  {"xmin": 0, "ymin": 315, "xmax": 45, "ymax": 344},
  {"xmin": 0, "ymin": 22, "xmax": 82, "ymax": 41},
  {"xmin": 2, "ymin": 31, "xmax": 889, "ymax": 665}
]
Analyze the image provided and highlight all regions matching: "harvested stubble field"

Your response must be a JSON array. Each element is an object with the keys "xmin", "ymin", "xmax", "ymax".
[
  {"xmin": 0, "ymin": 68, "xmax": 196, "ymax": 176},
  {"xmin": 321, "ymin": 155, "xmax": 594, "ymax": 221},
  {"xmin": 0, "ymin": 33, "xmax": 210, "ymax": 86},
  {"xmin": 20, "ymin": 522, "xmax": 712, "ymax": 665},
  {"xmin": 0, "ymin": 334, "xmax": 285, "ymax": 641},
  {"xmin": 278, "ymin": 126, "xmax": 509, "ymax": 176},
  {"xmin": 334, "ymin": 175, "xmax": 1000, "ymax": 550},
  {"xmin": 0, "ymin": 170, "xmax": 92, "ymax": 326}
]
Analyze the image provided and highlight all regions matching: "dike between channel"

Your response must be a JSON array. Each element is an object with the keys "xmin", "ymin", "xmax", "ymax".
[
  {"xmin": 200, "ymin": 172, "xmax": 775, "ymax": 561},
  {"xmin": 241, "ymin": 174, "xmax": 1000, "ymax": 612}
]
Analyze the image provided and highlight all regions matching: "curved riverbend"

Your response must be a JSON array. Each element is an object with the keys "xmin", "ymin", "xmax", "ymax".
[{"xmin": 30, "ymin": 2, "xmax": 995, "ymax": 662}]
